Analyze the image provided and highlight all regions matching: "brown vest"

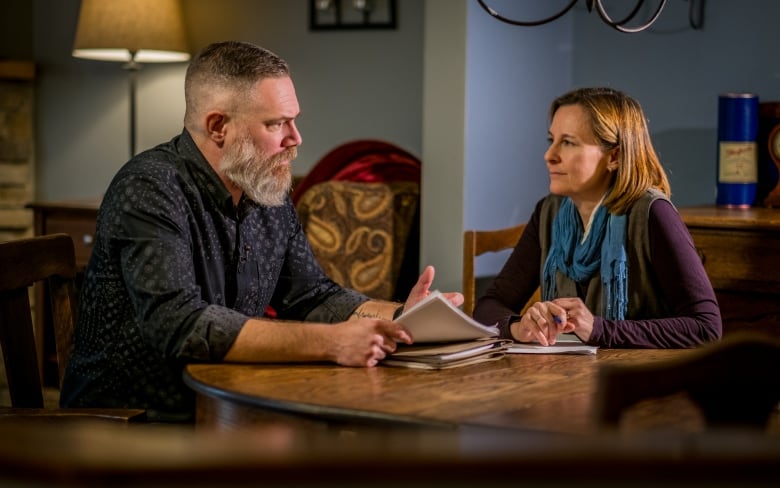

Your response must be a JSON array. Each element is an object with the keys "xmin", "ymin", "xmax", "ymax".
[{"xmin": 538, "ymin": 189, "xmax": 670, "ymax": 319}]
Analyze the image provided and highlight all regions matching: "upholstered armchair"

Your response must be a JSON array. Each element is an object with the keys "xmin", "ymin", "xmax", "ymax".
[
  {"xmin": 296, "ymin": 180, "xmax": 419, "ymax": 301},
  {"xmin": 293, "ymin": 139, "xmax": 422, "ymax": 301}
]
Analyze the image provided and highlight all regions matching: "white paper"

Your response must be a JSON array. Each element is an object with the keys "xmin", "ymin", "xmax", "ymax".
[
  {"xmin": 507, "ymin": 342, "xmax": 598, "ymax": 355},
  {"xmin": 394, "ymin": 290, "xmax": 499, "ymax": 343}
]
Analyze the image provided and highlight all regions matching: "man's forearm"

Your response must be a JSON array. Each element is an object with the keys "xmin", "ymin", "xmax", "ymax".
[
  {"xmin": 351, "ymin": 300, "xmax": 403, "ymax": 321},
  {"xmin": 223, "ymin": 317, "xmax": 335, "ymax": 363}
]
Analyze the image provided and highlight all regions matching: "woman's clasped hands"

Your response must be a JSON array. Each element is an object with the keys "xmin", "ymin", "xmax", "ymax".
[{"xmin": 510, "ymin": 297, "xmax": 594, "ymax": 346}]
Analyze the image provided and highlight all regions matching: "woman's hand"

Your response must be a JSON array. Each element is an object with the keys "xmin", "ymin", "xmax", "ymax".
[
  {"xmin": 510, "ymin": 300, "xmax": 576, "ymax": 345},
  {"xmin": 551, "ymin": 297, "xmax": 594, "ymax": 343}
]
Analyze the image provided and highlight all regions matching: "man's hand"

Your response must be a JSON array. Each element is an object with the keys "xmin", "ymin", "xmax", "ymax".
[
  {"xmin": 400, "ymin": 265, "xmax": 464, "ymax": 314},
  {"xmin": 330, "ymin": 318, "xmax": 412, "ymax": 367}
]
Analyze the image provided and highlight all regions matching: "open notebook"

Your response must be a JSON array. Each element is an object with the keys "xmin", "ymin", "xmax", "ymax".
[{"xmin": 507, "ymin": 334, "xmax": 598, "ymax": 355}]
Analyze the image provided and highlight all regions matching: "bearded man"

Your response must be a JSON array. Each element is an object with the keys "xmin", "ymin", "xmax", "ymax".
[{"xmin": 61, "ymin": 41, "xmax": 461, "ymax": 422}]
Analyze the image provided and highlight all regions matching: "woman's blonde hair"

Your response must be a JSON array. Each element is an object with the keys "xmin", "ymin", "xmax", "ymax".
[{"xmin": 550, "ymin": 87, "xmax": 670, "ymax": 214}]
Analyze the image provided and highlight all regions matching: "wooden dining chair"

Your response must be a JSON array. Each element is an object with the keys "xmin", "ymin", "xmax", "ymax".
[
  {"xmin": 462, "ymin": 224, "xmax": 539, "ymax": 317},
  {"xmin": 594, "ymin": 331, "xmax": 780, "ymax": 431},
  {"xmin": 0, "ymin": 233, "xmax": 145, "ymax": 423}
]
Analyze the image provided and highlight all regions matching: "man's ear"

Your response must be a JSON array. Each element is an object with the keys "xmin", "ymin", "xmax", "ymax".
[{"xmin": 205, "ymin": 111, "xmax": 227, "ymax": 146}]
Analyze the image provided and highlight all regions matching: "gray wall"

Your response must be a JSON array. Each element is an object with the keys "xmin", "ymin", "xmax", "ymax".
[
  {"xmin": 460, "ymin": 1, "xmax": 572, "ymax": 275},
  {"xmin": 4, "ymin": 0, "xmax": 780, "ymax": 294},
  {"xmin": 27, "ymin": 0, "xmax": 424, "ymax": 201}
]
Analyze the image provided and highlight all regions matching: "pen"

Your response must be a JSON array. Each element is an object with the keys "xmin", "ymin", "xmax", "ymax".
[{"xmin": 553, "ymin": 315, "xmax": 564, "ymax": 325}]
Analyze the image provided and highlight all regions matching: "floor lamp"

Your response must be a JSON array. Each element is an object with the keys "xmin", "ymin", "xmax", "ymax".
[{"xmin": 72, "ymin": 0, "xmax": 190, "ymax": 159}]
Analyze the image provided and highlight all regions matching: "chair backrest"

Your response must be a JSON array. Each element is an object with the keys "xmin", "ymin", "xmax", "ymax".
[
  {"xmin": 594, "ymin": 331, "xmax": 780, "ymax": 431},
  {"xmin": 0, "ymin": 234, "xmax": 145, "ymax": 422},
  {"xmin": 0, "ymin": 234, "xmax": 77, "ymax": 407},
  {"xmin": 463, "ymin": 224, "xmax": 540, "ymax": 317}
]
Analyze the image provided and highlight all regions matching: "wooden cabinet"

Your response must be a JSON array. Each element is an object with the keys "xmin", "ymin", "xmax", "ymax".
[
  {"xmin": 29, "ymin": 201, "xmax": 99, "ymax": 268},
  {"xmin": 27, "ymin": 201, "xmax": 99, "ymax": 385},
  {"xmin": 679, "ymin": 206, "xmax": 780, "ymax": 336}
]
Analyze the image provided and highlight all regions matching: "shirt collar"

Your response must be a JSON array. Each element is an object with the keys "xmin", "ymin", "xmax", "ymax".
[{"xmin": 176, "ymin": 129, "xmax": 235, "ymax": 213}]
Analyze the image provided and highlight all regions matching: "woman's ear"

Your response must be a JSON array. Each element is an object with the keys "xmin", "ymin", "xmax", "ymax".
[{"xmin": 607, "ymin": 147, "xmax": 620, "ymax": 172}]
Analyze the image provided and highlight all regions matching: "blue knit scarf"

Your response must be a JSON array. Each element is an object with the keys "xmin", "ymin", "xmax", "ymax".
[{"xmin": 542, "ymin": 197, "xmax": 628, "ymax": 320}]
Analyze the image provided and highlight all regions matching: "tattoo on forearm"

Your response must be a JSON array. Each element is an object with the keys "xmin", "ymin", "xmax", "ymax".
[
  {"xmin": 352, "ymin": 304, "xmax": 404, "ymax": 321},
  {"xmin": 353, "ymin": 309, "xmax": 384, "ymax": 319}
]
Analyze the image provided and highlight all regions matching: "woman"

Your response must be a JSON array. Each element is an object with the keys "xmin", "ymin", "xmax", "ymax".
[{"xmin": 473, "ymin": 87, "xmax": 721, "ymax": 348}]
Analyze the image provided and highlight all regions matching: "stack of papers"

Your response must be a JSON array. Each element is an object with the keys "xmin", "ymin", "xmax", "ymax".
[
  {"xmin": 382, "ymin": 338, "xmax": 511, "ymax": 370},
  {"xmin": 384, "ymin": 291, "xmax": 505, "ymax": 369}
]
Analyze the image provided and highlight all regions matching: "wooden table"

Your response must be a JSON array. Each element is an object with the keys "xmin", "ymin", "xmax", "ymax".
[
  {"xmin": 678, "ymin": 205, "xmax": 780, "ymax": 336},
  {"xmin": 185, "ymin": 349, "xmax": 707, "ymax": 433},
  {"xmin": 3, "ymin": 416, "xmax": 780, "ymax": 487}
]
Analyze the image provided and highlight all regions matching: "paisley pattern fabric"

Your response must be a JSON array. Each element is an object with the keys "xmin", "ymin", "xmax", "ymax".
[{"xmin": 297, "ymin": 181, "xmax": 420, "ymax": 301}]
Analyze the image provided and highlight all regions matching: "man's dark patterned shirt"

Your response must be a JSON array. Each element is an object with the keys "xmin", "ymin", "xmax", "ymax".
[{"xmin": 60, "ymin": 130, "xmax": 369, "ymax": 421}]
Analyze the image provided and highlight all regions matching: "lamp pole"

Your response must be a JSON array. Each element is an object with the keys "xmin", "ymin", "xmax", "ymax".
[{"xmin": 124, "ymin": 51, "xmax": 140, "ymax": 159}]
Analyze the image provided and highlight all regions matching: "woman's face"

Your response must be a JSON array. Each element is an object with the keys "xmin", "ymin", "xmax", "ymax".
[{"xmin": 544, "ymin": 104, "xmax": 617, "ymax": 206}]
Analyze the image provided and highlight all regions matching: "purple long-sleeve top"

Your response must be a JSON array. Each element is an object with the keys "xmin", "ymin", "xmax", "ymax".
[{"xmin": 473, "ymin": 197, "xmax": 722, "ymax": 348}]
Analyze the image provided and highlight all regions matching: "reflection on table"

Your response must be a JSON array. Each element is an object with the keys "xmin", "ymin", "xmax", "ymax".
[{"xmin": 184, "ymin": 348, "xmax": 753, "ymax": 434}]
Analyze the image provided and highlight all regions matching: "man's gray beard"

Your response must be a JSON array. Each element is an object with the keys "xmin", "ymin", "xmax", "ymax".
[{"xmin": 220, "ymin": 135, "xmax": 294, "ymax": 207}]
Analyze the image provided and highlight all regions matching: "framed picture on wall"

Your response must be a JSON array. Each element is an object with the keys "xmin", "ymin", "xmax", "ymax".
[{"xmin": 309, "ymin": 0, "xmax": 397, "ymax": 30}]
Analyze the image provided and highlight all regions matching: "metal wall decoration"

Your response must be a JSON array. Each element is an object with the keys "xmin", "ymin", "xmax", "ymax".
[{"xmin": 475, "ymin": 0, "xmax": 705, "ymax": 33}]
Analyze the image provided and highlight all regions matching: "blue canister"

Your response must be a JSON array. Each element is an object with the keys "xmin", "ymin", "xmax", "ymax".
[{"xmin": 716, "ymin": 93, "xmax": 759, "ymax": 207}]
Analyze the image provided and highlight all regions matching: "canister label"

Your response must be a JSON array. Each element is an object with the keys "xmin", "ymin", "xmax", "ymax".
[{"xmin": 718, "ymin": 142, "xmax": 757, "ymax": 183}]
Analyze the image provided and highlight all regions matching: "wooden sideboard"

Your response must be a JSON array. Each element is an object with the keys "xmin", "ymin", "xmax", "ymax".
[
  {"xmin": 678, "ymin": 205, "xmax": 780, "ymax": 336},
  {"xmin": 27, "ymin": 200, "xmax": 99, "ymax": 385}
]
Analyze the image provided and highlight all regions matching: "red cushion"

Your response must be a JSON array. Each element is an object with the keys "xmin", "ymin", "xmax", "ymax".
[{"xmin": 291, "ymin": 139, "xmax": 421, "ymax": 204}]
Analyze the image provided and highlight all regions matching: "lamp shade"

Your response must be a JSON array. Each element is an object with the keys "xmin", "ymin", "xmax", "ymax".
[{"xmin": 73, "ymin": 0, "xmax": 190, "ymax": 63}]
